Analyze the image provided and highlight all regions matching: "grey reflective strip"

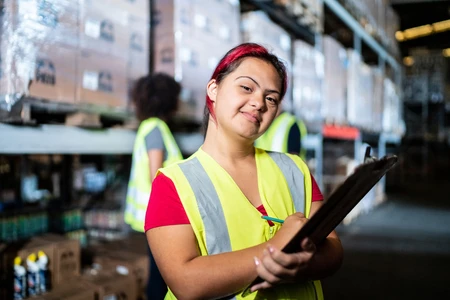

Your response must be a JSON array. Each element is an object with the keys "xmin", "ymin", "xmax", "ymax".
[
  {"xmin": 267, "ymin": 152, "xmax": 305, "ymax": 213},
  {"xmin": 179, "ymin": 158, "xmax": 237, "ymax": 299},
  {"xmin": 179, "ymin": 157, "xmax": 232, "ymax": 255}
]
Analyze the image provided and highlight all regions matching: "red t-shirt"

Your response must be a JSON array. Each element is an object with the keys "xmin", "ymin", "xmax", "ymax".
[{"xmin": 144, "ymin": 173, "xmax": 324, "ymax": 232}]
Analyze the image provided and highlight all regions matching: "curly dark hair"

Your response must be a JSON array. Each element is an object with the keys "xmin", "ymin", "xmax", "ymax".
[{"xmin": 131, "ymin": 73, "xmax": 181, "ymax": 122}]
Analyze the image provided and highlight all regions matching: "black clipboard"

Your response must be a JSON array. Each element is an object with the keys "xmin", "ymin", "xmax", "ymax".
[{"xmin": 242, "ymin": 151, "xmax": 398, "ymax": 296}]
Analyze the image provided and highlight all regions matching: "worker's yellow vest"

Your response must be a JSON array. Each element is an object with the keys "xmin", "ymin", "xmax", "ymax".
[
  {"xmin": 125, "ymin": 118, "xmax": 183, "ymax": 232},
  {"xmin": 255, "ymin": 112, "xmax": 308, "ymax": 159},
  {"xmin": 159, "ymin": 148, "xmax": 323, "ymax": 300}
]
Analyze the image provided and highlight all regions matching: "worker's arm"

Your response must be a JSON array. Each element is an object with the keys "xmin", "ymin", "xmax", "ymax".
[
  {"xmin": 148, "ymin": 149, "xmax": 164, "ymax": 182},
  {"xmin": 145, "ymin": 127, "xmax": 165, "ymax": 182},
  {"xmin": 146, "ymin": 214, "xmax": 312, "ymax": 300}
]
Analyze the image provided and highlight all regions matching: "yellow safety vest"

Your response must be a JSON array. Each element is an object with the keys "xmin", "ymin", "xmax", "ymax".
[
  {"xmin": 125, "ymin": 117, "xmax": 183, "ymax": 232},
  {"xmin": 159, "ymin": 147, "xmax": 323, "ymax": 300},
  {"xmin": 255, "ymin": 112, "xmax": 308, "ymax": 159}
]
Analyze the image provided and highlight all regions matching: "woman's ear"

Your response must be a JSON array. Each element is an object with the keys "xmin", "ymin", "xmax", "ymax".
[{"xmin": 206, "ymin": 79, "xmax": 218, "ymax": 102}]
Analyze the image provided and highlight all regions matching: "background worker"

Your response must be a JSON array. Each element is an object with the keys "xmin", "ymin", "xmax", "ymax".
[
  {"xmin": 255, "ymin": 109, "xmax": 308, "ymax": 158},
  {"xmin": 125, "ymin": 73, "xmax": 183, "ymax": 300},
  {"xmin": 145, "ymin": 43, "xmax": 343, "ymax": 299}
]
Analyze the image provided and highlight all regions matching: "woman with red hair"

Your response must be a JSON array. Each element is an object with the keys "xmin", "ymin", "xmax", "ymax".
[{"xmin": 145, "ymin": 43, "xmax": 343, "ymax": 299}]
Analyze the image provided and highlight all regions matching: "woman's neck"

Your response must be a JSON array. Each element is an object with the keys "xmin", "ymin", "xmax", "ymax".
[{"xmin": 202, "ymin": 121, "xmax": 255, "ymax": 166}]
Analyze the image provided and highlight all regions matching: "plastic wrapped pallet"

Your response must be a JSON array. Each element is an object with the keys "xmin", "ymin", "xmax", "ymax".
[
  {"xmin": 0, "ymin": 0, "xmax": 79, "ymax": 109},
  {"xmin": 323, "ymin": 35, "xmax": 348, "ymax": 125},
  {"xmin": 385, "ymin": 6, "xmax": 400, "ymax": 54},
  {"xmin": 383, "ymin": 78, "xmax": 400, "ymax": 134},
  {"xmin": 153, "ymin": 0, "xmax": 241, "ymax": 122},
  {"xmin": 371, "ymin": 68, "xmax": 384, "ymax": 132},
  {"xmin": 77, "ymin": 0, "xmax": 150, "ymax": 109},
  {"xmin": 242, "ymin": 11, "xmax": 293, "ymax": 112},
  {"xmin": 292, "ymin": 39, "xmax": 324, "ymax": 128},
  {"xmin": 0, "ymin": 0, "xmax": 150, "ymax": 112},
  {"xmin": 346, "ymin": 50, "xmax": 374, "ymax": 130}
]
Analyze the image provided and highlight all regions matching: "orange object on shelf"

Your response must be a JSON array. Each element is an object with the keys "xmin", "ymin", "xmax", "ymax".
[{"xmin": 322, "ymin": 124, "xmax": 360, "ymax": 140}]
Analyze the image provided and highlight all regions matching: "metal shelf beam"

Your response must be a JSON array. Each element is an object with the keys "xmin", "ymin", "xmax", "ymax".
[{"xmin": 0, "ymin": 124, "xmax": 205, "ymax": 155}]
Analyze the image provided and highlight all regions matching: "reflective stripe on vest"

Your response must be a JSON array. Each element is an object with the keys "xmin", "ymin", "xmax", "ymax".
[
  {"xmin": 161, "ymin": 148, "xmax": 321, "ymax": 299},
  {"xmin": 179, "ymin": 157, "xmax": 233, "ymax": 255},
  {"xmin": 267, "ymin": 151, "xmax": 305, "ymax": 213},
  {"xmin": 125, "ymin": 118, "xmax": 183, "ymax": 232}
]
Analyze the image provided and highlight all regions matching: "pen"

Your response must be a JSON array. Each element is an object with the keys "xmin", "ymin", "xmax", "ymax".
[{"xmin": 261, "ymin": 215, "xmax": 284, "ymax": 224}]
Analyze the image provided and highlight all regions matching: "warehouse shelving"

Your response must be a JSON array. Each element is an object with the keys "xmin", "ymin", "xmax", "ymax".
[
  {"xmin": 324, "ymin": 0, "xmax": 400, "ymax": 73},
  {"xmin": 241, "ymin": 0, "xmax": 317, "ymax": 45},
  {"xmin": 0, "ymin": 0, "xmax": 404, "ymax": 203},
  {"xmin": 322, "ymin": 0, "xmax": 403, "ymax": 197}
]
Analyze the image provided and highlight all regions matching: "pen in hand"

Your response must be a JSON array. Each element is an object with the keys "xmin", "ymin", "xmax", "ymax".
[{"xmin": 261, "ymin": 215, "xmax": 284, "ymax": 224}]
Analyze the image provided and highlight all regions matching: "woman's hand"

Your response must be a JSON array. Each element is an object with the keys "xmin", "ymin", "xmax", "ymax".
[{"xmin": 251, "ymin": 213, "xmax": 316, "ymax": 292}]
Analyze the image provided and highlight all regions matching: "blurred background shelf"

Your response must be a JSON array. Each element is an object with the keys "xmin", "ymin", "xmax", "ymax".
[
  {"xmin": 0, "ymin": 124, "xmax": 206, "ymax": 155},
  {"xmin": 0, "ymin": 124, "xmax": 137, "ymax": 154}
]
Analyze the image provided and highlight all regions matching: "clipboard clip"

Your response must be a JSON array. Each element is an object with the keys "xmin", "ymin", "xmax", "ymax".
[{"xmin": 363, "ymin": 146, "xmax": 377, "ymax": 164}]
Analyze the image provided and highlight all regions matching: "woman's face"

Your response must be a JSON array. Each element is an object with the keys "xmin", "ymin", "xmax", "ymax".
[{"xmin": 207, "ymin": 57, "xmax": 282, "ymax": 141}]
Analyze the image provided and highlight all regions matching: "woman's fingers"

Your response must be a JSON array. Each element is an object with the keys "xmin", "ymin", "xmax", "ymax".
[{"xmin": 252, "ymin": 239, "xmax": 317, "ymax": 292}]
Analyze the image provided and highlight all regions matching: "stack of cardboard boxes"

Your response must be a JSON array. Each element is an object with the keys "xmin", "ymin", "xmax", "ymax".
[
  {"xmin": 0, "ymin": 0, "xmax": 150, "ymax": 110},
  {"xmin": 346, "ymin": 50, "xmax": 374, "ymax": 131},
  {"xmin": 153, "ymin": 0, "xmax": 241, "ymax": 122},
  {"xmin": 0, "ymin": 234, "xmax": 80, "ymax": 299},
  {"xmin": 1, "ymin": 233, "xmax": 147, "ymax": 300},
  {"xmin": 292, "ymin": 39, "xmax": 324, "ymax": 128},
  {"xmin": 323, "ymin": 35, "xmax": 348, "ymax": 125},
  {"xmin": 241, "ymin": 10, "xmax": 293, "ymax": 112}
]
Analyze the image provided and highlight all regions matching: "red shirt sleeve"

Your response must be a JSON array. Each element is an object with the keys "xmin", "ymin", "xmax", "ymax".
[
  {"xmin": 145, "ymin": 172, "xmax": 324, "ymax": 231},
  {"xmin": 144, "ymin": 173, "xmax": 190, "ymax": 232},
  {"xmin": 311, "ymin": 174, "xmax": 324, "ymax": 202}
]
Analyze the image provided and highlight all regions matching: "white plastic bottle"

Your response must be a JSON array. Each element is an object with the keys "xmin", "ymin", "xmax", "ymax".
[
  {"xmin": 26, "ymin": 253, "xmax": 40, "ymax": 296},
  {"xmin": 37, "ymin": 251, "xmax": 49, "ymax": 293},
  {"xmin": 13, "ymin": 257, "xmax": 26, "ymax": 300}
]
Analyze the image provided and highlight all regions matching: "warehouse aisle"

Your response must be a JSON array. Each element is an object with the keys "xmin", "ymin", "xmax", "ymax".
[{"xmin": 322, "ymin": 180, "xmax": 450, "ymax": 299}]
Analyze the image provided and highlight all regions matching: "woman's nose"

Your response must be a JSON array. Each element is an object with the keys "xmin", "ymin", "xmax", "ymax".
[{"xmin": 249, "ymin": 94, "xmax": 265, "ymax": 111}]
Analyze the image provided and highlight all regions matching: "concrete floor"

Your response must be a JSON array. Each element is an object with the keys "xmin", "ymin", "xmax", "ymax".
[{"xmin": 322, "ymin": 181, "xmax": 450, "ymax": 299}]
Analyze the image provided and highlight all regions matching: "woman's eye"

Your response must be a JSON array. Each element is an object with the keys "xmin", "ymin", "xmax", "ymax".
[
  {"xmin": 241, "ymin": 85, "xmax": 251, "ymax": 92},
  {"xmin": 266, "ymin": 97, "xmax": 278, "ymax": 104}
]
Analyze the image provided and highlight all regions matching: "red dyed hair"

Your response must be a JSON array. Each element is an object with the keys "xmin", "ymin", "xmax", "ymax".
[{"xmin": 205, "ymin": 43, "xmax": 288, "ymax": 122}]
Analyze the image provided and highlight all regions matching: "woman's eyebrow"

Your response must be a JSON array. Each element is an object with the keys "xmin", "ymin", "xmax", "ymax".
[
  {"xmin": 235, "ymin": 76, "xmax": 259, "ymax": 87},
  {"xmin": 235, "ymin": 76, "xmax": 280, "ymax": 94}
]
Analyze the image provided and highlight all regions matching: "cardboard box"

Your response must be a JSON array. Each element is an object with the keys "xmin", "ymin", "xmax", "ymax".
[
  {"xmin": 28, "ymin": 44, "xmax": 77, "ymax": 103},
  {"xmin": 323, "ymin": 35, "xmax": 348, "ymax": 124},
  {"xmin": 241, "ymin": 11, "xmax": 293, "ymax": 110},
  {"xmin": 0, "ymin": 238, "xmax": 56, "ymax": 299},
  {"xmin": 127, "ymin": 15, "xmax": 150, "ymax": 96},
  {"xmin": 92, "ymin": 250, "xmax": 148, "ymax": 292},
  {"xmin": 79, "ymin": 0, "xmax": 130, "ymax": 60},
  {"xmin": 76, "ymin": 49, "xmax": 128, "ymax": 108},
  {"xmin": 81, "ymin": 269, "xmax": 138, "ymax": 300},
  {"xmin": 0, "ymin": 41, "xmax": 77, "ymax": 103},
  {"xmin": 346, "ymin": 50, "xmax": 374, "ymax": 129},
  {"xmin": 32, "ymin": 280, "xmax": 95, "ymax": 300},
  {"xmin": 2, "ymin": 0, "xmax": 79, "ymax": 47},
  {"xmin": 153, "ymin": 0, "xmax": 241, "ymax": 122},
  {"xmin": 292, "ymin": 39, "xmax": 324, "ymax": 127},
  {"xmin": 36, "ymin": 234, "xmax": 81, "ymax": 285},
  {"xmin": 115, "ymin": 0, "xmax": 150, "ymax": 21}
]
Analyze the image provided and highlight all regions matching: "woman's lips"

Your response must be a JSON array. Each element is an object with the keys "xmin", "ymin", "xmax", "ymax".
[{"xmin": 241, "ymin": 111, "xmax": 261, "ymax": 124}]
